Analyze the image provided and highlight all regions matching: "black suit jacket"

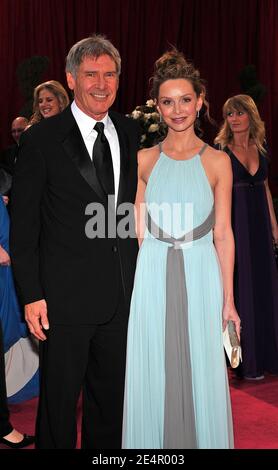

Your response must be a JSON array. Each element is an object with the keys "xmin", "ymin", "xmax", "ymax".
[
  {"xmin": 10, "ymin": 106, "xmax": 140, "ymax": 324},
  {"xmin": 0, "ymin": 144, "xmax": 18, "ymax": 175}
]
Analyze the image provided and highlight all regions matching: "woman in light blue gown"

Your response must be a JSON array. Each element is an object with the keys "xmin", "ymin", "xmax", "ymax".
[{"xmin": 122, "ymin": 50, "xmax": 241, "ymax": 449}]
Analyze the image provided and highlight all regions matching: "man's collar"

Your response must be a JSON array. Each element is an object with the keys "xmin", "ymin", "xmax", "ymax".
[{"xmin": 71, "ymin": 100, "xmax": 109, "ymax": 138}]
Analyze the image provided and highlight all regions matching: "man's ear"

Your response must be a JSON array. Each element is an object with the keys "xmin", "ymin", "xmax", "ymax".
[{"xmin": 66, "ymin": 72, "xmax": 75, "ymax": 91}]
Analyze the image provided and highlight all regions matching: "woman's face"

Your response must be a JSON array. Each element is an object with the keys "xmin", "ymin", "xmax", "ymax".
[
  {"xmin": 38, "ymin": 89, "xmax": 61, "ymax": 118},
  {"xmin": 226, "ymin": 109, "xmax": 250, "ymax": 135},
  {"xmin": 157, "ymin": 78, "xmax": 202, "ymax": 132}
]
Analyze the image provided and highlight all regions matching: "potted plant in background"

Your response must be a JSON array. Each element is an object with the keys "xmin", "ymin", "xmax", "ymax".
[{"xmin": 127, "ymin": 99, "xmax": 167, "ymax": 149}]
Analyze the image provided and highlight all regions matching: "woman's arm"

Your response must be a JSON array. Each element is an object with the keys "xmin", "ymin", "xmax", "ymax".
[
  {"xmin": 264, "ymin": 179, "xmax": 278, "ymax": 243},
  {"xmin": 213, "ymin": 152, "xmax": 241, "ymax": 338},
  {"xmin": 134, "ymin": 150, "xmax": 147, "ymax": 247},
  {"xmin": 134, "ymin": 147, "xmax": 159, "ymax": 246}
]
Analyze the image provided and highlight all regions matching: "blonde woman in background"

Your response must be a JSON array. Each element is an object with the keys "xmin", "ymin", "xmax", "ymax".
[
  {"xmin": 215, "ymin": 94, "xmax": 278, "ymax": 380},
  {"xmin": 29, "ymin": 80, "xmax": 70, "ymax": 126}
]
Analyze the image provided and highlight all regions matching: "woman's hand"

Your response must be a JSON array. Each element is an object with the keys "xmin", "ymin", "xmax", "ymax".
[
  {"xmin": 222, "ymin": 301, "xmax": 241, "ymax": 339},
  {"xmin": 272, "ymin": 225, "xmax": 278, "ymax": 245},
  {"xmin": 0, "ymin": 245, "xmax": 11, "ymax": 266}
]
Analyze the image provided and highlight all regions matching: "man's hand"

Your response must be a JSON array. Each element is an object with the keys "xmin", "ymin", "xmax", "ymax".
[{"xmin": 25, "ymin": 299, "xmax": 49, "ymax": 341}]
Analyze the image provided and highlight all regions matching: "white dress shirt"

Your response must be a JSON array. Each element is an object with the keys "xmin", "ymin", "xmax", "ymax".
[{"xmin": 71, "ymin": 101, "xmax": 121, "ymax": 205}]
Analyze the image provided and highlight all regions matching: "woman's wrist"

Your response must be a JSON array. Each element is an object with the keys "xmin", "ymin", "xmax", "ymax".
[{"xmin": 223, "ymin": 294, "xmax": 235, "ymax": 306}]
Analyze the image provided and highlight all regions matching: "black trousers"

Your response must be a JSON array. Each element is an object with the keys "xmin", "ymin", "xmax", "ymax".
[
  {"xmin": 0, "ymin": 322, "xmax": 13, "ymax": 438},
  {"xmin": 35, "ymin": 290, "xmax": 129, "ymax": 449}
]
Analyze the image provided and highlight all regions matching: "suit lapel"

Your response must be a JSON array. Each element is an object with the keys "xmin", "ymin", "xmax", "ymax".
[
  {"xmin": 109, "ymin": 112, "xmax": 129, "ymax": 208},
  {"xmin": 60, "ymin": 108, "xmax": 106, "ymax": 202}
]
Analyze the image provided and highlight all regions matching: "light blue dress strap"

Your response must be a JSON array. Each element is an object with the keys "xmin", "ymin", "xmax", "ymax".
[{"xmin": 199, "ymin": 143, "xmax": 208, "ymax": 156}]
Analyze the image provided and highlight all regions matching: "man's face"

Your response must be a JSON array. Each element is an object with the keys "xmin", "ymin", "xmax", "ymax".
[
  {"xmin": 11, "ymin": 117, "xmax": 28, "ymax": 144},
  {"xmin": 66, "ymin": 54, "xmax": 119, "ymax": 120}
]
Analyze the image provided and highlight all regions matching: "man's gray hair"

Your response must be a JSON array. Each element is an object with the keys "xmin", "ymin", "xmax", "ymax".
[{"xmin": 65, "ymin": 34, "xmax": 121, "ymax": 78}]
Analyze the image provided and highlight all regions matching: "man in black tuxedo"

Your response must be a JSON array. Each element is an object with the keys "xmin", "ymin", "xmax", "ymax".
[{"xmin": 10, "ymin": 35, "xmax": 140, "ymax": 449}]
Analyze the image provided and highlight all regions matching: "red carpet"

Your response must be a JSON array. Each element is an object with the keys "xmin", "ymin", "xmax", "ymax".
[
  {"xmin": 230, "ymin": 372, "xmax": 278, "ymax": 449},
  {"xmin": 6, "ymin": 373, "xmax": 278, "ymax": 449}
]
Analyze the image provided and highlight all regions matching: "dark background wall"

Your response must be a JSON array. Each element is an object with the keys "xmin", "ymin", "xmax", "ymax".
[{"xmin": 0, "ymin": 0, "xmax": 277, "ymax": 193}]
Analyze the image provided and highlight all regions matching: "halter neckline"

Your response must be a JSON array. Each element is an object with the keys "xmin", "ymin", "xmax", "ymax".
[{"xmin": 158, "ymin": 142, "xmax": 208, "ymax": 161}]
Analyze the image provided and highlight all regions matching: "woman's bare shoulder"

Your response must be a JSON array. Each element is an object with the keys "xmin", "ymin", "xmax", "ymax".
[
  {"xmin": 138, "ymin": 145, "xmax": 159, "ymax": 169},
  {"xmin": 137, "ymin": 145, "xmax": 160, "ymax": 181},
  {"xmin": 205, "ymin": 145, "xmax": 230, "ymax": 166},
  {"xmin": 138, "ymin": 145, "xmax": 159, "ymax": 161}
]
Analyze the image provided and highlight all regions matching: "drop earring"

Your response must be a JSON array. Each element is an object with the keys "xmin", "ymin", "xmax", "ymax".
[
  {"xmin": 159, "ymin": 114, "xmax": 162, "ymax": 123},
  {"xmin": 197, "ymin": 110, "xmax": 200, "ymax": 118}
]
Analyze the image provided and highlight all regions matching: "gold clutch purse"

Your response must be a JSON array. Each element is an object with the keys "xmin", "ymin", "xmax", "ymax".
[{"xmin": 223, "ymin": 320, "xmax": 242, "ymax": 368}]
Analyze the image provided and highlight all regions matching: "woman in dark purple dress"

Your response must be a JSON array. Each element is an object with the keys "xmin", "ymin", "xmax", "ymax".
[{"xmin": 215, "ymin": 94, "xmax": 278, "ymax": 380}]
